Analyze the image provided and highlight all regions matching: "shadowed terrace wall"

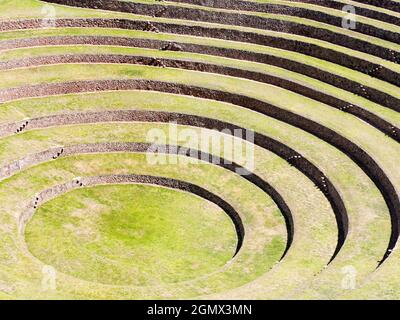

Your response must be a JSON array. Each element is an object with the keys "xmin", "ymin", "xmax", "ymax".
[
  {"xmin": 43, "ymin": 0, "xmax": 400, "ymax": 56},
  {"xmin": 169, "ymin": 0, "xmax": 400, "ymax": 42},
  {"xmin": 0, "ymin": 101, "xmax": 359, "ymax": 263},
  {"xmin": 19, "ymin": 174, "xmax": 245, "ymax": 256},
  {"xmin": 1, "ymin": 19, "xmax": 400, "ymax": 89},
  {"xmin": 287, "ymin": 0, "xmax": 400, "ymax": 25},
  {"xmin": 1, "ymin": 53, "xmax": 398, "ymax": 141},
  {"xmin": 0, "ymin": 79, "xmax": 396, "ymax": 262}
]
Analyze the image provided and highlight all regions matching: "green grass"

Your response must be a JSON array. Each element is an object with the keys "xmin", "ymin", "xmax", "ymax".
[
  {"xmin": 1, "ymin": 44, "xmax": 399, "ymax": 126},
  {"xmin": 0, "ymin": 153, "xmax": 286, "ymax": 298},
  {"xmin": 0, "ymin": 64, "xmax": 398, "ymax": 203},
  {"xmin": 1, "ymin": 0, "xmax": 400, "ymax": 73},
  {"xmin": 249, "ymin": 0, "xmax": 400, "ymax": 34},
  {"xmin": 0, "ymin": 86, "xmax": 391, "ymax": 279},
  {"xmin": 0, "ymin": 0, "xmax": 399, "ymax": 299},
  {"xmin": 26, "ymin": 184, "xmax": 237, "ymax": 286},
  {"xmin": 0, "ymin": 112, "xmax": 338, "ymax": 298},
  {"xmin": 125, "ymin": 0, "xmax": 400, "ymax": 37},
  {"xmin": 1, "ymin": 62, "xmax": 399, "ymax": 151},
  {"xmin": 0, "ymin": 109, "xmax": 389, "ymax": 298},
  {"xmin": 2, "ymin": 26, "xmax": 400, "ymax": 103}
]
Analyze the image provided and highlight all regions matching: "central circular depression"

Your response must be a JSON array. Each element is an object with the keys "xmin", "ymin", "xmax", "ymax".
[{"xmin": 25, "ymin": 184, "xmax": 237, "ymax": 286}]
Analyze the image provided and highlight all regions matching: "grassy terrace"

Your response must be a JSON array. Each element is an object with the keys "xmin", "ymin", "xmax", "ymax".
[
  {"xmin": 0, "ymin": 123, "xmax": 337, "ymax": 298},
  {"xmin": 0, "ymin": 87, "xmax": 392, "ymax": 296},
  {"xmin": 1, "ymin": 0, "xmax": 400, "ymax": 67},
  {"xmin": 85, "ymin": 0, "xmax": 400, "ymax": 36},
  {"xmin": 0, "ymin": 89, "xmax": 340, "ymax": 297},
  {"xmin": 0, "ymin": 64, "xmax": 398, "ymax": 181},
  {"xmin": 242, "ymin": 0, "xmax": 400, "ymax": 23},
  {"xmin": 26, "ymin": 183, "xmax": 238, "ymax": 286},
  {"xmin": 0, "ymin": 153, "xmax": 285, "ymax": 298},
  {"xmin": 330, "ymin": 0, "xmax": 400, "ymax": 17}
]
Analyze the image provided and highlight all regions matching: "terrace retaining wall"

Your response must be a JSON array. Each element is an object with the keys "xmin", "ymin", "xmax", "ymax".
[
  {"xmin": 19, "ymin": 174, "xmax": 245, "ymax": 256},
  {"xmin": 0, "ymin": 104, "xmax": 349, "ymax": 262},
  {"xmin": 43, "ymin": 0, "xmax": 400, "ymax": 58},
  {"xmin": 2, "ymin": 79, "xmax": 398, "ymax": 263}
]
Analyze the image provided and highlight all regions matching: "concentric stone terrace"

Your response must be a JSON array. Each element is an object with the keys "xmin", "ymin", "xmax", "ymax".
[{"xmin": 0, "ymin": 0, "xmax": 399, "ymax": 299}]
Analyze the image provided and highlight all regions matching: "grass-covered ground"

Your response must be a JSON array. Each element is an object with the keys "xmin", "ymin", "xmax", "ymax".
[
  {"xmin": 26, "ymin": 184, "xmax": 237, "ymax": 286},
  {"xmin": 1, "ymin": 41, "xmax": 399, "ymax": 125},
  {"xmin": 0, "ymin": 153, "xmax": 286, "ymax": 298},
  {"xmin": 0, "ymin": 0, "xmax": 399, "ymax": 299},
  {"xmin": 0, "ymin": 99, "xmax": 388, "ymax": 298}
]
